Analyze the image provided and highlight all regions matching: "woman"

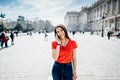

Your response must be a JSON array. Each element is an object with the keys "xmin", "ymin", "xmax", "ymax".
[
  {"xmin": 10, "ymin": 31, "xmax": 15, "ymax": 45},
  {"xmin": 51, "ymin": 24, "xmax": 77, "ymax": 80}
]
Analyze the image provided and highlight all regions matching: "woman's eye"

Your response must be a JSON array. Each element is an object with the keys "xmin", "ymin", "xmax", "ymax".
[
  {"xmin": 61, "ymin": 29, "xmax": 63, "ymax": 32},
  {"xmin": 56, "ymin": 31, "xmax": 59, "ymax": 34}
]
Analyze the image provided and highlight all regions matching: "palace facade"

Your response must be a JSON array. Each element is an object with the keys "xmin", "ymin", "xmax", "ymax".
[{"xmin": 65, "ymin": 0, "xmax": 120, "ymax": 34}]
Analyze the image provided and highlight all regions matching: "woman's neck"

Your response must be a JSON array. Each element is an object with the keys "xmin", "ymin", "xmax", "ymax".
[
  {"xmin": 61, "ymin": 38, "xmax": 68, "ymax": 46},
  {"xmin": 61, "ymin": 38, "xmax": 67, "ymax": 42}
]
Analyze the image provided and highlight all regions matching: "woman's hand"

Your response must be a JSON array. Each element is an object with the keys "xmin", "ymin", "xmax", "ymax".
[
  {"xmin": 55, "ymin": 35, "xmax": 61, "ymax": 44},
  {"xmin": 73, "ymin": 72, "xmax": 77, "ymax": 80}
]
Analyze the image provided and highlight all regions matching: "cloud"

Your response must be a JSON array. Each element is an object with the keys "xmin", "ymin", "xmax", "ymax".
[{"xmin": 0, "ymin": 0, "xmax": 95, "ymax": 25}]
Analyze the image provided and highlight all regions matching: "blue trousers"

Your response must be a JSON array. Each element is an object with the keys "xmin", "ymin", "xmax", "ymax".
[{"xmin": 52, "ymin": 62, "xmax": 73, "ymax": 80}]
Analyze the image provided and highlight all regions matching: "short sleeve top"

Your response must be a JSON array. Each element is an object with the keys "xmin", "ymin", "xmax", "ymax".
[{"xmin": 52, "ymin": 39, "xmax": 77, "ymax": 63}]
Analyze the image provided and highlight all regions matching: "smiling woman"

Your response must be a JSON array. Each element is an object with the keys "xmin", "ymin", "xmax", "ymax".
[{"xmin": 51, "ymin": 24, "xmax": 78, "ymax": 80}]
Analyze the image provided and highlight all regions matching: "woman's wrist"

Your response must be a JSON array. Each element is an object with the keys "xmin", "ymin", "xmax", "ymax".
[
  {"xmin": 57, "ymin": 43, "xmax": 61, "ymax": 45},
  {"xmin": 73, "ymin": 70, "xmax": 76, "ymax": 73}
]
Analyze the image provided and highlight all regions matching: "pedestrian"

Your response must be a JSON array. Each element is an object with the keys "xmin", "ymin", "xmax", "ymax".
[
  {"xmin": 0, "ymin": 33, "xmax": 2, "ymax": 44},
  {"xmin": 30, "ymin": 31, "xmax": 32, "ymax": 36},
  {"xmin": 51, "ymin": 24, "xmax": 78, "ymax": 80},
  {"xmin": 10, "ymin": 31, "xmax": 15, "ymax": 45},
  {"xmin": 1, "ymin": 31, "xmax": 9, "ymax": 48},
  {"xmin": 107, "ymin": 31, "xmax": 111, "ymax": 40},
  {"xmin": 72, "ymin": 31, "xmax": 76, "ymax": 35},
  {"xmin": 117, "ymin": 32, "xmax": 120, "ymax": 39},
  {"xmin": 14, "ymin": 31, "xmax": 18, "ymax": 37}
]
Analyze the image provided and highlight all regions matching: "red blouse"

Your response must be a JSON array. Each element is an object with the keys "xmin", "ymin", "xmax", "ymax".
[{"xmin": 52, "ymin": 39, "xmax": 77, "ymax": 63}]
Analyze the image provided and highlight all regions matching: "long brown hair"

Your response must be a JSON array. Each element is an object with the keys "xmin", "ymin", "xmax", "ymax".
[{"xmin": 54, "ymin": 24, "xmax": 70, "ymax": 39}]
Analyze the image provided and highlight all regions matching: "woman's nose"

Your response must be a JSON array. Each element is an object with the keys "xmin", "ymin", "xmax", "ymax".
[{"xmin": 59, "ymin": 31, "xmax": 62, "ymax": 35}]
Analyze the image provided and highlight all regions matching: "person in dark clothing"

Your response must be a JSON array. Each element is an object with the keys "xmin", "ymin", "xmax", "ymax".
[
  {"xmin": 1, "ymin": 32, "xmax": 5, "ymax": 48},
  {"xmin": 118, "ymin": 33, "xmax": 120, "ymax": 39},
  {"xmin": 10, "ymin": 32, "xmax": 15, "ymax": 45},
  {"xmin": 0, "ymin": 33, "xmax": 2, "ymax": 46},
  {"xmin": 72, "ymin": 31, "xmax": 76, "ymax": 35},
  {"xmin": 107, "ymin": 31, "xmax": 111, "ymax": 40}
]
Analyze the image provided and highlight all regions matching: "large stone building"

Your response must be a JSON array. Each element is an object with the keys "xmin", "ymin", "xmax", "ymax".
[
  {"xmin": 88, "ymin": 0, "xmax": 120, "ymax": 35},
  {"xmin": 79, "ymin": 7, "xmax": 89, "ymax": 31},
  {"xmin": 65, "ymin": 0, "xmax": 120, "ymax": 35},
  {"xmin": 64, "ymin": 11, "xmax": 79, "ymax": 31}
]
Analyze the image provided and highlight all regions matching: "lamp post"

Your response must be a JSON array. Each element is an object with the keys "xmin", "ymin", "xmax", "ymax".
[
  {"xmin": 115, "ymin": 15, "xmax": 117, "ymax": 32},
  {"xmin": 90, "ymin": 20, "xmax": 92, "ymax": 32},
  {"xmin": 101, "ymin": 13, "xmax": 107, "ymax": 37}
]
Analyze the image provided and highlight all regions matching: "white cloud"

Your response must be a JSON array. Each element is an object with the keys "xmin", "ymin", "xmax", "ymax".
[{"xmin": 0, "ymin": 0, "xmax": 86, "ymax": 25}]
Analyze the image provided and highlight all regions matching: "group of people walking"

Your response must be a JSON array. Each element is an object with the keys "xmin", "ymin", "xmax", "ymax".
[
  {"xmin": 107, "ymin": 30, "xmax": 120, "ymax": 40},
  {"xmin": 0, "ymin": 31, "xmax": 15, "ymax": 48}
]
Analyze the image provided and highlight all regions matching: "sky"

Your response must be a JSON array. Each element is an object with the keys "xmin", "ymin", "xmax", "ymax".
[{"xmin": 0, "ymin": 0, "xmax": 98, "ymax": 26}]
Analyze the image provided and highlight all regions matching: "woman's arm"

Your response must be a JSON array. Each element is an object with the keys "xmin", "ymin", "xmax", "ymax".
[
  {"xmin": 72, "ymin": 49, "xmax": 77, "ymax": 80},
  {"xmin": 52, "ymin": 45, "xmax": 60, "ymax": 61},
  {"xmin": 52, "ymin": 34, "xmax": 61, "ymax": 61}
]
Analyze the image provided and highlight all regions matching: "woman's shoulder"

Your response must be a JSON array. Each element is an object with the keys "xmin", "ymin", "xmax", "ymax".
[
  {"xmin": 69, "ymin": 39, "xmax": 76, "ymax": 43},
  {"xmin": 69, "ymin": 39, "xmax": 77, "ymax": 48}
]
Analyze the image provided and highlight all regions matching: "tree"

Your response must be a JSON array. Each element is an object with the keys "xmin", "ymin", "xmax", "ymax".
[
  {"xmin": 45, "ymin": 20, "xmax": 54, "ymax": 32},
  {"xmin": 0, "ymin": 12, "xmax": 5, "ymax": 32},
  {"xmin": 0, "ymin": 23, "xmax": 4, "ymax": 32},
  {"xmin": 14, "ymin": 23, "xmax": 23, "ymax": 31},
  {"xmin": 0, "ymin": 13, "xmax": 5, "ymax": 18}
]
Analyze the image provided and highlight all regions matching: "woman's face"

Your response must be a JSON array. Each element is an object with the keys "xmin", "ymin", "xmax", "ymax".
[{"xmin": 56, "ymin": 27, "xmax": 65, "ymax": 39}]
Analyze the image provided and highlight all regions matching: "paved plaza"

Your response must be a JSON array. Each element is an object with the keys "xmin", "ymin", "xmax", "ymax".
[{"xmin": 0, "ymin": 32, "xmax": 120, "ymax": 80}]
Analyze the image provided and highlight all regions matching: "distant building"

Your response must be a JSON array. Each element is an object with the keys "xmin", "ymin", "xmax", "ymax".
[
  {"xmin": 79, "ymin": 7, "xmax": 89, "ymax": 31},
  {"xmin": 64, "ymin": 11, "xmax": 79, "ymax": 32},
  {"xmin": 65, "ymin": 0, "xmax": 120, "ymax": 33},
  {"xmin": 88, "ymin": 0, "xmax": 120, "ymax": 34}
]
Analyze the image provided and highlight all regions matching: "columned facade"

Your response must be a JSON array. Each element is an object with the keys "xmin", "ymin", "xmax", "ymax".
[
  {"xmin": 87, "ymin": 0, "xmax": 120, "ymax": 34},
  {"xmin": 64, "ymin": 11, "xmax": 79, "ymax": 31},
  {"xmin": 78, "ymin": 8, "xmax": 89, "ymax": 31},
  {"xmin": 65, "ymin": 0, "xmax": 120, "ymax": 34}
]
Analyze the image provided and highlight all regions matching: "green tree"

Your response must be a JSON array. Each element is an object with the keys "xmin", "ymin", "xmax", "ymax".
[
  {"xmin": 14, "ymin": 23, "xmax": 23, "ymax": 31},
  {"xmin": 0, "ymin": 12, "xmax": 5, "ymax": 32},
  {"xmin": 0, "ymin": 24, "xmax": 4, "ymax": 32}
]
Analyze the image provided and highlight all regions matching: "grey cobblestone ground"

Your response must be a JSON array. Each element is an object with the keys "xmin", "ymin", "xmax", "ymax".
[{"xmin": 0, "ymin": 33, "xmax": 120, "ymax": 80}]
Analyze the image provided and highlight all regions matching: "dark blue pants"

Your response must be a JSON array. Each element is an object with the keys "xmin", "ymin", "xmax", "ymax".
[
  {"xmin": 1, "ymin": 41, "xmax": 8, "ymax": 48},
  {"xmin": 52, "ymin": 62, "xmax": 73, "ymax": 80}
]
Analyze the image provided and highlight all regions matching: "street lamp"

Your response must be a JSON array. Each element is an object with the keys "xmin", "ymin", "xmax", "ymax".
[
  {"xmin": 101, "ymin": 13, "xmax": 107, "ymax": 37},
  {"xmin": 115, "ymin": 15, "xmax": 117, "ymax": 32},
  {"xmin": 90, "ymin": 20, "xmax": 93, "ymax": 32}
]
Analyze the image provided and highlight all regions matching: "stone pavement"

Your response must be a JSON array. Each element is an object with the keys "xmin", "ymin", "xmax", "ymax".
[{"xmin": 0, "ymin": 32, "xmax": 120, "ymax": 80}]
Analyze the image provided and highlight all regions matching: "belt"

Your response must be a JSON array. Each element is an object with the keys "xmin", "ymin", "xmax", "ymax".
[{"xmin": 55, "ymin": 61, "xmax": 71, "ymax": 65}]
